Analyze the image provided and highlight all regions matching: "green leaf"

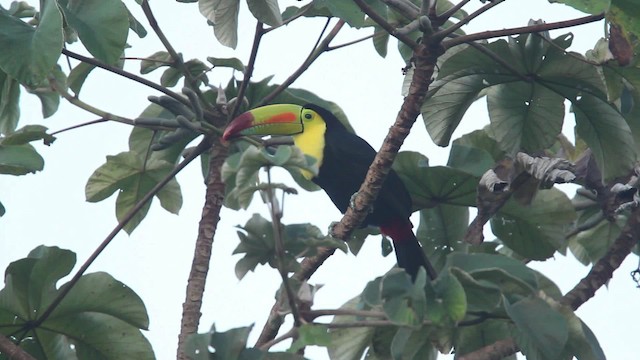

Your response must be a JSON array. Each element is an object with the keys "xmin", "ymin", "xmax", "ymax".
[
  {"xmin": 447, "ymin": 144, "xmax": 495, "ymax": 177},
  {"xmin": 416, "ymin": 205, "xmax": 469, "ymax": 271},
  {"xmin": 247, "ymin": 0, "xmax": 282, "ymax": 26},
  {"xmin": 608, "ymin": 0, "xmax": 640, "ymax": 38},
  {"xmin": 68, "ymin": 62, "xmax": 95, "ymax": 95},
  {"xmin": 25, "ymin": 65, "xmax": 65, "ymax": 119},
  {"xmin": 571, "ymin": 213, "xmax": 625, "ymax": 264},
  {"xmin": 0, "ymin": 246, "xmax": 153, "ymax": 359},
  {"xmin": 450, "ymin": 267, "xmax": 501, "ymax": 313},
  {"xmin": 322, "ymin": 0, "xmax": 366, "ymax": 28},
  {"xmin": 1, "ymin": 125, "xmax": 54, "ymax": 146},
  {"xmin": 0, "ymin": 143, "xmax": 44, "ymax": 175},
  {"xmin": 492, "ymin": 188, "xmax": 577, "ymax": 260},
  {"xmin": 0, "ymin": 0, "xmax": 63, "ymax": 86},
  {"xmin": 391, "ymin": 327, "xmax": 438, "ymax": 360},
  {"xmin": 59, "ymin": 0, "xmax": 129, "ymax": 64},
  {"xmin": 140, "ymin": 51, "xmax": 173, "ymax": 74},
  {"xmin": 548, "ymin": 0, "xmax": 610, "ymax": 14},
  {"xmin": 199, "ymin": 0, "xmax": 240, "ymax": 49},
  {"xmin": 445, "ymin": 253, "xmax": 538, "ymax": 295},
  {"xmin": 505, "ymin": 296, "xmax": 569, "ymax": 360},
  {"xmin": 0, "ymin": 201, "xmax": 5, "ymax": 216},
  {"xmin": 289, "ymin": 324, "xmax": 331, "ymax": 352},
  {"xmin": 487, "ymin": 82, "xmax": 565, "ymax": 154},
  {"xmin": 432, "ymin": 269, "xmax": 467, "ymax": 322},
  {"xmin": 393, "ymin": 151, "xmax": 477, "ymax": 210},
  {"xmin": 328, "ymin": 296, "xmax": 375, "ymax": 360},
  {"xmin": 572, "ymin": 93, "xmax": 636, "ymax": 181},
  {"xmin": 125, "ymin": 4, "xmax": 147, "ymax": 38},
  {"xmin": 454, "ymin": 319, "xmax": 517, "ymax": 359},
  {"xmin": 160, "ymin": 59, "xmax": 209, "ymax": 87},
  {"xmin": 372, "ymin": 26, "xmax": 389, "ymax": 57},
  {"xmin": 0, "ymin": 72, "xmax": 21, "ymax": 134},
  {"xmin": 85, "ymin": 151, "xmax": 182, "ymax": 234},
  {"xmin": 207, "ymin": 56, "xmax": 245, "ymax": 72}
]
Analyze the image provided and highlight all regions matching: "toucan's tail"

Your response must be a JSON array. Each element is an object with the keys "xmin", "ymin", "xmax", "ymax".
[{"xmin": 380, "ymin": 219, "xmax": 437, "ymax": 281}]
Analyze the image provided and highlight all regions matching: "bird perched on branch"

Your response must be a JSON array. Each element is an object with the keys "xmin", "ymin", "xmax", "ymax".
[{"xmin": 223, "ymin": 103, "xmax": 436, "ymax": 280}]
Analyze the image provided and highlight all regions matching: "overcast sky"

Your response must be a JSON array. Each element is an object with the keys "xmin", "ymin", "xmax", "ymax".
[{"xmin": 1, "ymin": 1, "xmax": 638, "ymax": 359}]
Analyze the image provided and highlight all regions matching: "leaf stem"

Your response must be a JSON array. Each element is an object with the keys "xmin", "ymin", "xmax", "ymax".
[
  {"xmin": 433, "ymin": 0, "xmax": 505, "ymax": 41},
  {"xmin": 50, "ymin": 77, "xmax": 135, "ymax": 126},
  {"xmin": 233, "ymin": 22, "xmax": 266, "ymax": 118},
  {"xmin": 353, "ymin": 0, "xmax": 418, "ymax": 49},
  {"xmin": 50, "ymin": 118, "xmax": 108, "ymax": 135}
]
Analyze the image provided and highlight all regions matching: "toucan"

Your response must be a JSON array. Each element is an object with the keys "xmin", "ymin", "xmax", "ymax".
[{"xmin": 222, "ymin": 103, "xmax": 436, "ymax": 280}]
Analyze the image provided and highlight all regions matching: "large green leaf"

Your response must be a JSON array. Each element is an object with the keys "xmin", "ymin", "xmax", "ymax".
[
  {"xmin": 0, "ymin": 246, "xmax": 153, "ymax": 359},
  {"xmin": 492, "ymin": 188, "xmax": 576, "ymax": 260},
  {"xmin": 327, "ymin": 296, "xmax": 375, "ymax": 360},
  {"xmin": 393, "ymin": 151, "xmax": 477, "ymax": 210},
  {"xmin": 247, "ymin": 0, "xmax": 282, "ymax": 26},
  {"xmin": 85, "ymin": 151, "xmax": 182, "ymax": 234},
  {"xmin": 453, "ymin": 319, "xmax": 517, "ymax": 360},
  {"xmin": 445, "ymin": 253, "xmax": 538, "ymax": 295},
  {"xmin": 58, "ymin": 0, "xmax": 129, "ymax": 64},
  {"xmin": 0, "ymin": 0, "xmax": 62, "ymax": 86},
  {"xmin": 506, "ymin": 296, "xmax": 569, "ymax": 360},
  {"xmin": 487, "ymin": 82, "xmax": 565, "ymax": 154},
  {"xmin": 0, "ymin": 71, "xmax": 20, "ymax": 134},
  {"xmin": 199, "ymin": 0, "xmax": 240, "ymax": 49},
  {"xmin": 548, "ymin": 0, "xmax": 610, "ymax": 14},
  {"xmin": 416, "ymin": 205, "xmax": 469, "ymax": 271},
  {"xmin": 0, "ymin": 143, "xmax": 44, "ymax": 175}
]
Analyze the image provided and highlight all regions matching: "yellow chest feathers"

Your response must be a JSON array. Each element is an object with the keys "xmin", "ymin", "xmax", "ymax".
[{"xmin": 292, "ymin": 119, "xmax": 326, "ymax": 180}]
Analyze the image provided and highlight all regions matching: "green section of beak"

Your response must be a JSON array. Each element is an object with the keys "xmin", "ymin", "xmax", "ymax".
[{"xmin": 222, "ymin": 104, "xmax": 304, "ymax": 140}]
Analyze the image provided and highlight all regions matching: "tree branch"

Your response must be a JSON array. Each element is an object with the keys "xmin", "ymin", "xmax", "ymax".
[
  {"xmin": 0, "ymin": 335, "xmax": 35, "ymax": 360},
  {"xmin": 443, "ymin": 13, "xmax": 605, "ymax": 48},
  {"xmin": 176, "ymin": 137, "xmax": 228, "ymax": 360}
]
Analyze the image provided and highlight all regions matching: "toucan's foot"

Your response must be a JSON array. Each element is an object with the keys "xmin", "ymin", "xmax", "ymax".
[{"xmin": 349, "ymin": 192, "xmax": 374, "ymax": 213}]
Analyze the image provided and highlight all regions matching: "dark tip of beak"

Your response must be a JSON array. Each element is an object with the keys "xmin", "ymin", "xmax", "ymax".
[{"xmin": 222, "ymin": 112, "xmax": 254, "ymax": 141}]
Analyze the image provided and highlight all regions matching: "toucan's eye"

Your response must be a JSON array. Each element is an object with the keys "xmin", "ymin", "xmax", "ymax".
[{"xmin": 304, "ymin": 113, "xmax": 313, "ymax": 120}]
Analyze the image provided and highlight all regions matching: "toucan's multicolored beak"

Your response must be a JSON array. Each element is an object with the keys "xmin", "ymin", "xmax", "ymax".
[{"xmin": 222, "ymin": 104, "xmax": 304, "ymax": 141}]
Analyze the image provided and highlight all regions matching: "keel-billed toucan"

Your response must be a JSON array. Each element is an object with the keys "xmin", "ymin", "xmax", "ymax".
[{"xmin": 223, "ymin": 104, "xmax": 435, "ymax": 280}]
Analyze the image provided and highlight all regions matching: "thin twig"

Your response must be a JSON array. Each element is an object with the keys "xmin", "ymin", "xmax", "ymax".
[
  {"xmin": 140, "ymin": 0, "xmax": 212, "ymax": 111},
  {"xmin": 435, "ymin": 0, "xmax": 471, "ymax": 21},
  {"xmin": 301, "ymin": 309, "xmax": 387, "ymax": 320},
  {"xmin": 263, "ymin": 4, "xmax": 312, "ymax": 34},
  {"xmin": 327, "ymin": 32, "xmax": 376, "ymax": 51},
  {"xmin": 50, "ymin": 78, "xmax": 135, "ymax": 126},
  {"xmin": 258, "ymin": 327, "xmax": 298, "ymax": 351},
  {"xmin": 50, "ymin": 118, "xmax": 108, "ymax": 135},
  {"xmin": 260, "ymin": 20, "xmax": 345, "ymax": 106},
  {"xmin": 233, "ymin": 22, "xmax": 265, "ymax": 118},
  {"xmin": 61, "ymin": 49, "xmax": 188, "ymax": 107},
  {"xmin": 33, "ymin": 138, "xmax": 213, "ymax": 329},
  {"xmin": 266, "ymin": 167, "xmax": 302, "ymax": 327},
  {"xmin": 444, "ymin": 13, "xmax": 605, "ymax": 48},
  {"xmin": 354, "ymin": 0, "xmax": 418, "ymax": 49},
  {"xmin": 433, "ymin": 0, "xmax": 505, "ymax": 41}
]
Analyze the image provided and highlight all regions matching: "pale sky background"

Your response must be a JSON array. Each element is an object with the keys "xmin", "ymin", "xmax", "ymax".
[{"xmin": 1, "ymin": 0, "xmax": 638, "ymax": 359}]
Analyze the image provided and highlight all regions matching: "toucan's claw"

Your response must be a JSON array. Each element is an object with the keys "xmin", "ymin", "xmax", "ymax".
[{"xmin": 349, "ymin": 192, "xmax": 374, "ymax": 213}]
